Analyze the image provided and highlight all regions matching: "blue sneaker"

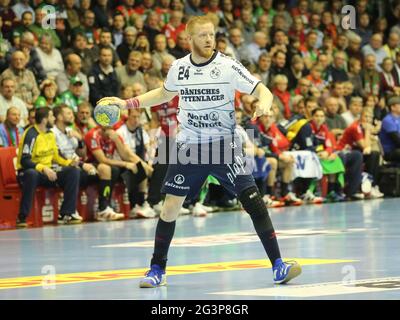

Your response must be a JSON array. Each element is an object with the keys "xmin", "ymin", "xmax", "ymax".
[
  {"xmin": 273, "ymin": 259, "xmax": 302, "ymax": 284},
  {"xmin": 139, "ymin": 265, "xmax": 167, "ymax": 288}
]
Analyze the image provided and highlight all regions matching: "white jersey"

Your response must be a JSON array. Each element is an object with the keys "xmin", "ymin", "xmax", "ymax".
[{"xmin": 164, "ymin": 51, "xmax": 261, "ymax": 143}]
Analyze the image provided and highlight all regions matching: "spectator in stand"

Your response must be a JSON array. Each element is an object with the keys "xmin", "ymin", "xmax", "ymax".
[
  {"xmin": 133, "ymin": 32, "xmax": 151, "ymax": 53},
  {"xmin": 337, "ymin": 109, "xmax": 383, "ymax": 198},
  {"xmin": 354, "ymin": 12, "xmax": 373, "ymax": 47},
  {"xmin": 246, "ymin": 31, "xmax": 268, "ymax": 65},
  {"xmin": 325, "ymin": 96, "xmax": 347, "ymax": 140},
  {"xmin": 0, "ymin": 77, "xmax": 28, "ymax": 125},
  {"xmin": 227, "ymin": 27, "xmax": 251, "ymax": 62},
  {"xmin": 169, "ymin": 31, "xmax": 190, "ymax": 59},
  {"xmin": 392, "ymin": 50, "xmax": 400, "ymax": 86},
  {"xmin": 88, "ymin": 47, "xmax": 119, "ymax": 107},
  {"xmin": 144, "ymin": 11, "xmax": 162, "ymax": 50},
  {"xmin": 0, "ymin": 107, "xmax": 24, "ymax": 147},
  {"xmin": 34, "ymin": 79, "xmax": 61, "ymax": 109},
  {"xmin": 114, "ymin": 108, "xmax": 156, "ymax": 218},
  {"xmin": 63, "ymin": 32, "xmax": 96, "ymax": 75},
  {"xmin": 346, "ymin": 31, "xmax": 364, "ymax": 62},
  {"xmin": 116, "ymin": 51, "xmax": 147, "ymax": 94},
  {"xmin": 270, "ymin": 50, "xmax": 290, "ymax": 80},
  {"xmin": 162, "ymin": 10, "xmax": 185, "ymax": 47},
  {"xmin": 306, "ymin": 64, "xmax": 327, "ymax": 91},
  {"xmin": 380, "ymin": 57, "xmax": 400, "ymax": 99},
  {"xmin": 152, "ymin": 34, "xmax": 170, "ymax": 72},
  {"xmin": 29, "ymin": 7, "xmax": 61, "ymax": 49},
  {"xmin": 11, "ymin": 0, "xmax": 34, "ymax": 21},
  {"xmin": 74, "ymin": 101, "xmax": 97, "ymax": 137},
  {"xmin": 6, "ymin": 31, "xmax": 47, "ymax": 84},
  {"xmin": 92, "ymin": 28, "xmax": 122, "ymax": 68},
  {"xmin": 148, "ymin": 54, "xmax": 175, "ymax": 81},
  {"xmin": 286, "ymin": 55, "xmax": 305, "ymax": 91},
  {"xmin": 116, "ymin": 0, "xmax": 137, "ymax": 22},
  {"xmin": 326, "ymin": 51, "xmax": 349, "ymax": 83},
  {"xmin": 93, "ymin": 0, "xmax": 111, "ymax": 29},
  {"xmin": 256, "ymin": 52, "xmax": 272, "ymax": 87},
  {"xmin": 342, "ymin": 96, "xmax": 363, "ymax": 127},
  {"xmin": 72, "ymin": 10, "xmax": 99, "ymax": 49},
  {"xmin": 288, "ymin": 16, "xmax": 306, "ymax": 46},
  {"xmin": 347, "ymin": 57, "xmax": 364, "ymax": 97},
  {"xmin": 379, "ymin": 96, "xmax": 400, "ymax": 162},
  {"xmin": 140, "ymin": 52, "xmax": 154, "ymax": 76},
  {"xmin": 1, "ymin": 50, "xmax": 39, "ymax": 109},
  {"xmin": 360, "ymin": 54, "xmax": 381, "ymax": 98},
  {"xmin": 64, "ymin": 0, "xmax": 80, "ymax": 30},
  {"xmin": 15, "ymin": 107, "xmax": 81, "ymax": 228},
  {"xmin": 184, "ymin": 0, "xmax": 204, "ymax": 17},
  {"xmin": 56, "ymin": 53, "xmax": 89, "ymax": 101},
  {"xmin": 117, "ymin": 27, "xmax": 137, "ymax": 65},
  {"xmin": 0, "ymin": 0, "xmax": 17, "ymax": 40},
  {"xmin": 35, "ymin": 34, "xmax": 65, "ymax": 80},
  {"xmin": 383, "ymin": 31, "xmax": 400, "ymax": 60},
  {"xmin": 306, "ymin": 13, "xmax": 324, "ymax": 49},
  {"xmin": 58, "ymin": 76, "xmax": 84, "ymax": 113},
  {"xmin": 111, "ymin": 12, "xmax": 126, "ymax": 48},
  {"xmin": 299, "ymin": 30, "xmax": 319, "ymax": 70},
  {"xmin": 330, "ymin": 81, "xmax": 347, "ymax": 114},
  {"xmin": 239, "ymin": 8, "xmax": 256, "ymax": 44},
  {"xmin": 361, "ymin": 33, "xmax": 388, "ymax": 72},
  {"xmin": 272, "ymin": 74, "xmax": 292, "ymax": 120}
]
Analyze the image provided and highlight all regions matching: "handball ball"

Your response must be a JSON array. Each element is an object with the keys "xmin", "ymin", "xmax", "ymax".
[{"xmin": 94, "ymin": 102, "xmax": 121, "ymax": 127}]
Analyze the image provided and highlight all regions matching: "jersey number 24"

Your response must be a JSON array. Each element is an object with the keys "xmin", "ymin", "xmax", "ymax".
[{"xmin": 178, "ymin": 66, "xmax": 190, "ymax": 80}]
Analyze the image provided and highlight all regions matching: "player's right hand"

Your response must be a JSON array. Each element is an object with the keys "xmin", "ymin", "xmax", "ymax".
[{"xmin": 97, "ymin": 97, "xmax": 127, "ymax": 108}]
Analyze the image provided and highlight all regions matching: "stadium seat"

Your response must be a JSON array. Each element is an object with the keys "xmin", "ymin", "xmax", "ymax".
[{"xmin": 0, "ymin": 147, "xmax": 43, "ymax": 230}]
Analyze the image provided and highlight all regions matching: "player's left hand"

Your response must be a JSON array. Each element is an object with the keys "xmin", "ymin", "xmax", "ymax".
[{"xmin": 251, "ymin": 101, "xmax": 271, "ymax": 121}]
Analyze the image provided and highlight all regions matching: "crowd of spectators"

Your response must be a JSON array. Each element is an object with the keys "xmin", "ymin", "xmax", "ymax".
[{"xmin": 1, "ymin": 0, "xmax": 400, "ymax": 227}]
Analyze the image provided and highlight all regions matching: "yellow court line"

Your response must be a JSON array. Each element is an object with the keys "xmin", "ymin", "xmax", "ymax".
[{"xmin": 0, "ymin": 258, "xmax": 356, "ymax": 290}]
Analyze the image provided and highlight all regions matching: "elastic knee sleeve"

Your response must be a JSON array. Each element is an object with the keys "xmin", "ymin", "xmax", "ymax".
[{"xmin": 239, "ymin": 186, "xmax": 273, "ymax": 232}]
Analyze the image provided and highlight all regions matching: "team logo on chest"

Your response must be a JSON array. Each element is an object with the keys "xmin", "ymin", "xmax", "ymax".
[{"xmin": 210, "ymin": 67, "xmax": 221, "ymax": 79}]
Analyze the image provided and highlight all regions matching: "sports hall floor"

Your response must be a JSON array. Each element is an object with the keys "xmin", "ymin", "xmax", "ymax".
[{"xmin": 0, "ymin": 198, "xmax": 399, "ymax": 300}]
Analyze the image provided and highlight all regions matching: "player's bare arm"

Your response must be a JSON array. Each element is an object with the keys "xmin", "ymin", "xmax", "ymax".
[
  {"xmin": 251, "ymin": 83, "xmax": 274, "ymax": 120},
  {"xmin": 97, "ymin": 87, "xmax": 178, "ymax": 110}
]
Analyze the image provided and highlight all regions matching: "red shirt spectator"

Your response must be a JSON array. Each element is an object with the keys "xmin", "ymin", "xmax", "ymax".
[
  {"xmin": 162, "ymin": 22, "xmax": 186, "ymax": 44},
  {"xmin": 336, "ymin": 121, "xmax": 364, "ymax": 151},
  {"xmin": 258, "ymin": 122, "xmax": 290, "ymax": 156},
  {"xmin": 310, "ymin": 120, "xmax": 335, "ymax": 154},
  {"xmin": 84, "ymin": 127, "xmax": 123, "ymax": 163},
  {"xmin": 151, "ymin": 96, "xmax": 179, "ymax": 137}
]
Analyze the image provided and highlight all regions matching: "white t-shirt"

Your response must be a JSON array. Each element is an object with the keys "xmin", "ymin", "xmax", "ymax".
[
  {"xmin": 52, "ymin": 126, "xmax": 79, "ymax": 160},
  {"xmin": 115, "ymin": 124, "xmax": 150, "ymax": 161},
  {"xmin": 164, "ymin": 51, "xmax": 261, "ymax": 143},
  {"xmin": 0, "ymin": 94, "xmax": 28, "ymax": 127}
]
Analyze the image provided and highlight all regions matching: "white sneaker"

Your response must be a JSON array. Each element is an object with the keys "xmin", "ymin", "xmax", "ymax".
[
  {"xmin": 196, "ymin": 202, "xmax": 213, "ymax": 213},
  {"xmin": 131, "ymin": 202, "xmax": 157, "ymax": 219},
  {"xmin": 302, "ymin": 190, "xmax": 324, "ymax": 204},
  {"xmin": 152, "ymin": 201, "xmax": 163, "ymax": 216},
  {"xmin": 72, "ymin": 211, "xmax": 83, "ymax": 221},
  {"xmin": 370, "ymin": 186, "xmax": 384, "ymax": 198},
  {"xmin": 96, "ymin": 206, "xmax": 125, "ymax": 221},
  {"xmin": 351, "ymin": 193, "xmax": 365, "ymax": 200},
  {"xmin": 180, "ymin": 207, "xmax": 191, "ymax": 215},
  {"xmin": 192, "ymin": 202, "xmax": 208, "ymax": 217},
  {"xmin": 262, "ymin": 195, "xmax": 284, "ymax": 208}
]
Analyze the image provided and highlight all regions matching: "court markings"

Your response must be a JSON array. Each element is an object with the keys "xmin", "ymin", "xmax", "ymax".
[
  {"xmin": 210, "ymin": 277, "xmax": 400, "ymax": 298},
  {"xmin": 94, "ymin": 228, "xmax": 374, "ymax": 248},
  {"xmin": 0, "ymin": 258, "xmax": 355, "ymax": 290}
]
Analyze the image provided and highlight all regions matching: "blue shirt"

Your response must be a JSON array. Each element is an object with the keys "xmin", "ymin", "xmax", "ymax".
[
  {"xmin": 0, "ymin": 123, "xmax": 24, "ymax": 147},
  {"xmin": 379, "ymin": 113, "xmax": 400, "ymax": 154}
]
